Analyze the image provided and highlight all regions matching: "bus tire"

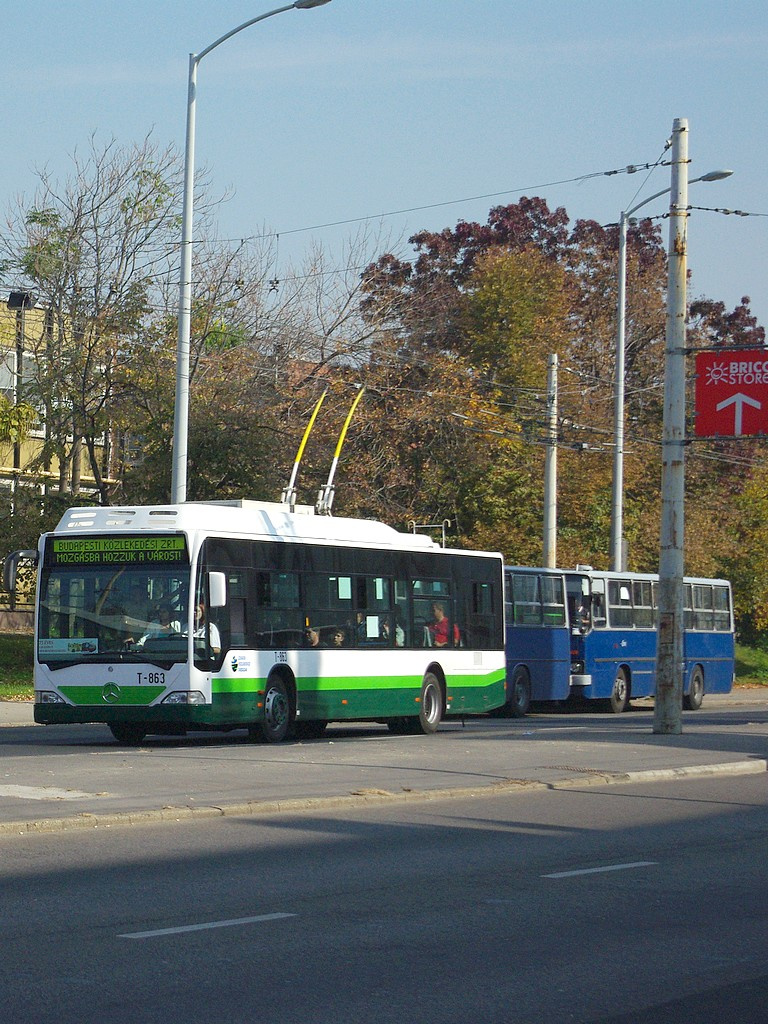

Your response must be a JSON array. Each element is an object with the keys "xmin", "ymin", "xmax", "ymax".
[
  {"xmin": 684, "ymin": 667, "xmax": 705, "ymax": 710},
  {"xmin": 109, "ymin": 723, "xmax": 147, "ymax": 745},
  {"xmin": 251, "ymin": 675, "xmax": 292, "ymax": 743},
  {"xmin": 606, "ymin": 668, "xmax": 629, "ymax": 714},
  {"xmin": 418, "ymin": 672, "xmax": 443, "ymax": 734},
  {"xmin": 509, "ymin": 666, "xmax": 531, "ymax": 718}
]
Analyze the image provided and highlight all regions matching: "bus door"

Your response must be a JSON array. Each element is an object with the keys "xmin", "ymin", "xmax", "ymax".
[{"xmin": 565, "ymin": 574, "xmax": 596, "ymax": 691}]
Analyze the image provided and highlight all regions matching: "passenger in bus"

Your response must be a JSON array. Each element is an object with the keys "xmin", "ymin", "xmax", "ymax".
[
  {"xmin": 354, "ymin": 612, "xmax": 368, "ymax": 643},
  {"xmin": 192, "ymin": 602, "xmax": 221, "ymax": 655},
  {"xmin": 331, "ymin": 627, "xmax": 347, "ymax": 647},
  {"xmin": 428, "ymin": 602, "xmax": 460, "ymax": 647},
  {"xmin": 380, "ymin": 616, "xmax": 405, "ymax": 647},
  {"xmin": 304, "ymin": 626, "xmax": 323, "ymax": 648},
  {"xmin": 572, "ymin": 598, "xmax": 591, "ymax": 634}
]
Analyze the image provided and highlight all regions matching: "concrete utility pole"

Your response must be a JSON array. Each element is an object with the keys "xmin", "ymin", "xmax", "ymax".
[
  {"xmin": 653, "ymin": 117, "xmax": 689, "ymax": 735},
  {"xmin": 543, "ymin": 353, "xmax": 558, "ymax": 568},
  {"xmin": 610, "ymin": 166, "xmax": 731, "ymax": 573}
]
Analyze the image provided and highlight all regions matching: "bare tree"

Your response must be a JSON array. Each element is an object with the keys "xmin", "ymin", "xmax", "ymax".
[{"xmin": 0, "ymin": 134, "xmax": 186, "ymax": 501}]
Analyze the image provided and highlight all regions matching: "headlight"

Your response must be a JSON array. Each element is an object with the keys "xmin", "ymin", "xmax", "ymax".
[
  {"xmin": 36, "ymin": 691, "xmax": 67, "ymax": 704},
  {"xmin": 570, "ymin": 661, "xmax": 585, "ymax": 674},
  {"xmin": 161, "ymin": 691, "xmax": 206, "ymax": 705}
]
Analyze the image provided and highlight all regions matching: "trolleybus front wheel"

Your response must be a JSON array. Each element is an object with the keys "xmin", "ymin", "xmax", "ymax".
[{"xmin": 250, "ymin": 676, "xmax": 292, "ymax": 743}]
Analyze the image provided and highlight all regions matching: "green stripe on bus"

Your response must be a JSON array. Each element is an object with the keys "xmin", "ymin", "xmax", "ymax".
[
  {"xmin": 59, "ymin": 686, "xmax": 166, "ymax": 706},
  {"xmin": 212, "ymin": 668, "xmax": 505, "ymax": 694}
]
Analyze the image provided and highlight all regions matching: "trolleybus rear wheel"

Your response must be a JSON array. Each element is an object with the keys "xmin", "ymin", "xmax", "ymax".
[{"xmin": 418, "ymin": 672, "xmax": 443, "ymax": 734}]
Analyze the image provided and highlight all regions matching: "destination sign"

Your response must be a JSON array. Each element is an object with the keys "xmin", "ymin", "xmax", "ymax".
[{"xmin": 47, "ymin": 534, "xmax": 188, "ymax": 566}]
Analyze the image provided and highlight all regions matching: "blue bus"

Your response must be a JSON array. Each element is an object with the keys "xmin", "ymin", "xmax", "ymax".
[
  {"xmin": 498, "ymin": 566, "xmax": 571, "ymax": 716},
  {"xmin": 499, "ymin": 565, "xmax": 734, "ymax": 715}
]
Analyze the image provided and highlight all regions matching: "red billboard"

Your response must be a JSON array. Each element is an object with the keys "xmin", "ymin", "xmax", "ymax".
[{"xmin": 694, "ymin": 349, "xmax": 768, "ymax": 438}]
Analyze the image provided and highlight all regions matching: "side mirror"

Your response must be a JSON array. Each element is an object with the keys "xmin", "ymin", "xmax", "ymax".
[
  {"xmin": 208, "ymin": 571, "xmax": 227, "ymax": 608},
  {"xmin": 3, "ymin": 549, "xmax": 39, "ymax": 597}
]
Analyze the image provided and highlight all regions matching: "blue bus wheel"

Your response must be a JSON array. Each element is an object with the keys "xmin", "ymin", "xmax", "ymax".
[
  {"xmin": 684, "ymin": 668, "xmax": 704, "ymax": 711},
  {"xmin": 605, "ymin": 668, "xmax": 629, "ymax": 714},
  {"xmin": 509, "ymin": 667, "xmax": 531, "ymax": 718}
]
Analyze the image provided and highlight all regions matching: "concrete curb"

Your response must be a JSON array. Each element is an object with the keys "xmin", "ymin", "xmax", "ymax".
[{"xmin": 1, "ymin": 758, "xmax": 765, "ymax": 836}]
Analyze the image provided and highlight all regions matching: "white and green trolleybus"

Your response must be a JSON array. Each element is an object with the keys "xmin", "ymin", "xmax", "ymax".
[{"xmin": 7, "ymin": 501, "xmax": 506, "ymax": 744}]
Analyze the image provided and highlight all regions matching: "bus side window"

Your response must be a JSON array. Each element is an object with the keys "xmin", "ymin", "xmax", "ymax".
[
  {"xmin": 469, "ymin": 580, "xmax": 496, "ymax": 648},
  {"xmin": 683, "ymin": 583, "xmax": 693, "ymax": 630},
  {"xmin": 394, "ymin": 580, "xmax": 409, "ymax": 647},
  {"xmin": 230, "ymin": 597, "xmax": 246, "ymax": 646},
  {"xmin": 714, "ymin": 586, "xmax": 731, "ymax": 631},
  {"xmin": 633, "ymin": 581, "xmax": 653, "ymax": 628},
  {"xmin": 541, "ymin": 576, "xmax": 565, "ymax": 626},
  {"xmin": 693, "ymin": 584, "xmax": 714, "ymax": 631},
  {"xmin": 513, "ymin": 573, "xmax": 542, "ymax": 625},
  {"xmin": 591, "ymin": 581, "xmax": 607, "ymax": 628},
  {"xmin": 608, "ymin": 580, "xmax": 633, "ymax": 628}
]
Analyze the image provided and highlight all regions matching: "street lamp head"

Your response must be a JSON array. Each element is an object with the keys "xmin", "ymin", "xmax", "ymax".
[
  {"xmin": 294, "ymin": 0, "xmax": 332, "ymax": 7},
  {"xmin": 697, "ymin": 169, "xmax": 734, "ymax": 182}
]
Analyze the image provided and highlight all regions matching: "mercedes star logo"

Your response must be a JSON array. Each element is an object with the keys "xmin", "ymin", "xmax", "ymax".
[{"xmin": 102, "ymin": 682, "xmax": 121, "ymax": 704}]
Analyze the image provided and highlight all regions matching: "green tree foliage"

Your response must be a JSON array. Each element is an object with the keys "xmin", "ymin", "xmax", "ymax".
[
  {"xmin": 0, "ymin": 396, "xmax": 36, "ymax": 443},
  {"xmin": 2, "ymin": 153, "xmax": 766, "ymax": 644},
  {"xmin": 359, "ymin": 196, "xmax": 765, "ymax": 645}
]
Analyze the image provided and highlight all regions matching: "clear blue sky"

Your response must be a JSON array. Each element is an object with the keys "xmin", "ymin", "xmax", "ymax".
[{"xmin": 2, "ymin": 1, "xmax": 766, "ymax": 327}]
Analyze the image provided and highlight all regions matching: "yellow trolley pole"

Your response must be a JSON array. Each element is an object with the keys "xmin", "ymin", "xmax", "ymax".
[
  {"xmin": 316, "ymin": 386, "xmax": 365, "ymax": 515},
  {"xmin": 280, "ymin": 389, "xmax": 327, "ymax": 508}
]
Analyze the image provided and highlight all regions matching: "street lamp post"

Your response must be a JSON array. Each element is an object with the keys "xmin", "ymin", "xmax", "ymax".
[
  {"xmin": 171, "ymin": 0, "xmax": 333, "ymax": 504},
  {"xmin": 610, "ymin": 166, "xmax": 732, "ymax": 571}
]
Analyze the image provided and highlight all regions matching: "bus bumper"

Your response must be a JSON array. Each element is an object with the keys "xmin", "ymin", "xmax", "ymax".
[{"xmin": 570, "ymin": 674, "xmax": 592, "ymax": 688}]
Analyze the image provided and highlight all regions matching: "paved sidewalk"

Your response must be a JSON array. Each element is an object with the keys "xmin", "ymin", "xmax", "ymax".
[{"xmin": 1, "ymin": 690, "xmax": 766, "ymax": 835}]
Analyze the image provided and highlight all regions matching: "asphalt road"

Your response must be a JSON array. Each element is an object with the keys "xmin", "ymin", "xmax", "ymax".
[
  {"xmin": 1, "ymin": 692, "xmax": 767, "ymax": 833},
  {"xmin": 1, "ymin": 771, "xmax": 767, "ymax": 1023}
]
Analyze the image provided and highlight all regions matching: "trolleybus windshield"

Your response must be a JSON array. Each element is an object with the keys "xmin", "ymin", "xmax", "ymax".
[{"xmin": 38, "ymin": 534, "xmax": 190, "ymax": 666}]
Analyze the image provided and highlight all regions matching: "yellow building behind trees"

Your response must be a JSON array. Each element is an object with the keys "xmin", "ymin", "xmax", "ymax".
[{"xmin": 0, "ymin": 292, "xmax": 111, "ymax": 498}]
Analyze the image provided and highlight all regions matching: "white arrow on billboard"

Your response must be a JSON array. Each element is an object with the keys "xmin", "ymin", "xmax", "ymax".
[{"xmin": 716, "ymin": 392, "xmax": 762, "ymax": 435}]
